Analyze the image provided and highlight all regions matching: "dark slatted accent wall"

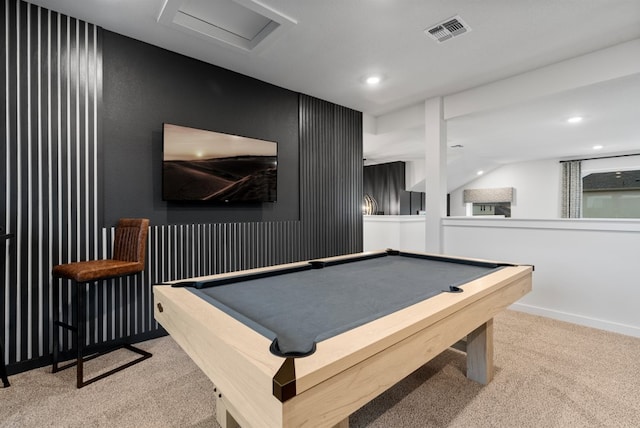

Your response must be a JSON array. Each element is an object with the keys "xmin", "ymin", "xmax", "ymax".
[
  {"xmin": 299, "ymin": 95, "xmax": 363, "ymax": 259},
  {"xmin": 76, "ymin": 221, "xmax": 304, "ymax": 350},
  {"xmin": 1, "ymin": 0, "xmax": 102, "ymax": 368},
  {"xmin": 146, "ymin": 221, "xmax": 303, "ymax": 287},
  {"xmin": 1, "ymin": 1, "xmax": 362, "ymax": 373}
]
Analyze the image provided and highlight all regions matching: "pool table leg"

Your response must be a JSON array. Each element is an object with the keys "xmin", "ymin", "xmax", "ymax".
[
  {"xmin": 215, "ymin": 392, "xmax": 240, "ymax": 428},
  {"xmin": 465, "ymin": 318, "xmax": 494, "ymax": 385}
]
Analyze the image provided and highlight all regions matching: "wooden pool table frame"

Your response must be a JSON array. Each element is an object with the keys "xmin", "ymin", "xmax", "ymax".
[{"xmin": 153, "ymin": 250, "xmax": 532, "ymax": 428}]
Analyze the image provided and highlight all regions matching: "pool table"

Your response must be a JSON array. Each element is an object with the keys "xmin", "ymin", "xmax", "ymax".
[{"xmin": 153, "ymin": 250, "xmax": 532, "ymax": 428}]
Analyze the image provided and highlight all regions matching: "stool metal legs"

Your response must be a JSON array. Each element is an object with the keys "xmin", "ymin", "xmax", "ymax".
[
  {"xmin": 0, "ymin": 345, "xmax": 9, "ymax": 387},
  {"xmin": 52, "ymin": 279, "xmax": 152, "ymax": 388}
]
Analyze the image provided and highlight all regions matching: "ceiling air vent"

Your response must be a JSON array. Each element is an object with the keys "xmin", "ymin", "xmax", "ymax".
[{"xmin": 425, "ymin": 16, "xmax": 471, "ymax": 43}]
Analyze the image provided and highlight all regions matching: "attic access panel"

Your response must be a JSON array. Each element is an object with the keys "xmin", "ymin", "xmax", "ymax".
[
  {"xmin": 158, "ymin": 0, "xmax": 296, "ymax": 52},
  {"xmin": 181, "ymin": 0, "xmax": 271, "ymax": 41}
]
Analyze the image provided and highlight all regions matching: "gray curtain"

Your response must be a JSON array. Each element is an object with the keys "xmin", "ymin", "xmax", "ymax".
[{"xmin": 561, "ymin": 161, "xmax": 582, "ymax": 218}]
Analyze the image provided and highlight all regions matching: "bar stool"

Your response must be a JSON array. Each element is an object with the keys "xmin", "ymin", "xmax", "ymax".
[{"xmin": 51, "ymin": 218, "xmax": 151, "ymax": 388}]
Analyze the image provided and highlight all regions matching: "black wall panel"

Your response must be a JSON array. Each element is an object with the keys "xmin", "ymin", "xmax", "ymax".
[
  {"xmin": 1, "ymin": 0, "xmax": 363, "ymax": 374},
  {"xmin": 364, "ymin": 162, "xmax": 425, "ymax": 215},
  {"xmin": 299, "ymin": 96, "xmax": 363, "ymax": 259},
  {"xmin": 101, "ymin": 31, "xmax": 299, "ymax": 226},
  {"xmin": 364, "ymin": 161, "xmax": 405, "ymax": 215}
]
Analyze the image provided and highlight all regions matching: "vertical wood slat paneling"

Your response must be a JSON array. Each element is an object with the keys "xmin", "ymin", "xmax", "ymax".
[
  {"xmin": 2, "ymin": 0, "xmax": 101, "ymax": 366},
  {"xmin": 144, "ymin": 221, "xmax": 304, "ymax": 281},
  {"xmin": 2, "ymin": 1, "xmax": 363, "ymax": 372},
  {"xmin": 299, "ymin": 94, "xmax": 363, "ymax": 260},
  {"xmin": 56, "ymin": 220, "xmax": 304, "ymax": 349},
  {"xmin": 1, "ymin": 0, "xmax": 9, "ymax": 368}
]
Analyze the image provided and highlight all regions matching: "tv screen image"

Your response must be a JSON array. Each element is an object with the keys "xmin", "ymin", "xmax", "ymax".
[{"xmin": 162, "ymin": 123, "xmax": 277, "ymax": 202}]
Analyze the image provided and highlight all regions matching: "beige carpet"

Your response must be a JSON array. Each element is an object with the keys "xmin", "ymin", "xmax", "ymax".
[{"xmin": 1, "ymin": 310, "xmax": 639, "ymax": 427}]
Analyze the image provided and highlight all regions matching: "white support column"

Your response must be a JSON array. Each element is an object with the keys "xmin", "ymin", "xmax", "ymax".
[{"xmin": 424, "ymin": 97, "xmax": 447, "ymax": 253}]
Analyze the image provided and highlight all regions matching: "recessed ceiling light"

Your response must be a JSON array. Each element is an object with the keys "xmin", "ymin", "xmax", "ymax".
[
  {"xmin": 364, "ymin": 75, "xmax": 382, "ymax": 85},
  {"xmin": 477, "ymin": 170, "xmax": 484, "ymax": 176},
  {"xmin": 593, "ymin": 145, "xmax": 603, "ymax": 150},
  {"xmin": 567, "ymin": 116, "xmax": 583, "ymax": 124}
]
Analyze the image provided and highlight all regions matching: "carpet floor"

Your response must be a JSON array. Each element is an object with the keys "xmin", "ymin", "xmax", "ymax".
[{"xmin": 1, "ymin": 310, "xmax": 639, "ymax": 427}]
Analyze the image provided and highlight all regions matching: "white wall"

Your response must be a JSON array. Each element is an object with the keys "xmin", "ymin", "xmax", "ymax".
[
  {"xmin": 449, "ymin": 159, "xmax": 561, "ymax": 218},
  {"xmin": 405, "ymin": 159, "xmax": 425, "ymax": 192},
  {"xmin": 442, "ymin": 217, "xmax": 640, "ymax": 338},
  {"xmin": 363, "ymin": 215, "xmax": 425, "ymax": 252},
  {"xmin": 362, "ymin": 215, "xmax": 640, "ymax": 337}
]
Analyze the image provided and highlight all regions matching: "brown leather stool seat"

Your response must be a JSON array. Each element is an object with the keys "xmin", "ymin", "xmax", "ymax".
[{"xmin": 53, "ymin": 259, "xmax": 144, "ymax": 282}]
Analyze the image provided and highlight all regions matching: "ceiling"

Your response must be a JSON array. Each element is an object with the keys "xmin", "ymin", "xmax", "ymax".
[
  {"xmin": 29, "ymin": 0, "xmax": 640, "ymax": 190},
  {"xmin": 365, "ymin": 72, "xmax": 640, "ymax": 190},
  {"xmin": 446, "ymin": 73, "xmax": 640, "ymax": 188}
]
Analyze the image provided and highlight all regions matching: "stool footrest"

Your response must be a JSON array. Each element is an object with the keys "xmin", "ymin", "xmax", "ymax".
[
  {"xmin": 52, "ymin": 343, "xmax": 152, "ymax": 388},
  {"xmin": 51, "ymin": 266, "xmax": 152, "ymax": 388}
]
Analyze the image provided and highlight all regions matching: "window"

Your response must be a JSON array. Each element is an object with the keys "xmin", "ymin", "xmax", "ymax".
[
  {"xmin": 463, "ymin": 187, "xmax": 514, "ymax": 218},
  {"xmin": 472, "ymin": 202, "xmax": 511, "ymax": 217},
  {"xmin": 582, "ymin": 170, "xmax": 640, "ymax": 218}
]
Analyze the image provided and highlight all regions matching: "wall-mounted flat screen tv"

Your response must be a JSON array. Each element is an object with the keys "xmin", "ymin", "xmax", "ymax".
[{"xmin": 162, "ymin": 123, "xmax": 277, "ymax": 202}]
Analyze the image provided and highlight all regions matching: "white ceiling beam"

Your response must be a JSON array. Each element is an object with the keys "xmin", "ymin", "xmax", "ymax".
[{"xmin": 444, "ymin": 38, "xmax": 640, "ymax": 120}]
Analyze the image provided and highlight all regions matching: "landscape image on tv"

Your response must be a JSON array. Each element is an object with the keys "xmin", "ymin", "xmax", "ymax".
[{"xmin": 162, "ymin": 123, "xmax": 277, "ymax": 202}]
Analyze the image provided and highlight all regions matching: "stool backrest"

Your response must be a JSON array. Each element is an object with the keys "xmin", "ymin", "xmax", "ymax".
[{"xmin": 112, "ymin": 218, "xmax": 149, "ymax": 269}]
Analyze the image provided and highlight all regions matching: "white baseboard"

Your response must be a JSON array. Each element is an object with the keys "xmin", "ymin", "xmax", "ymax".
[{"xmin": 509, "ymin": 302, "xmax": 640, "ymax": 339}]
